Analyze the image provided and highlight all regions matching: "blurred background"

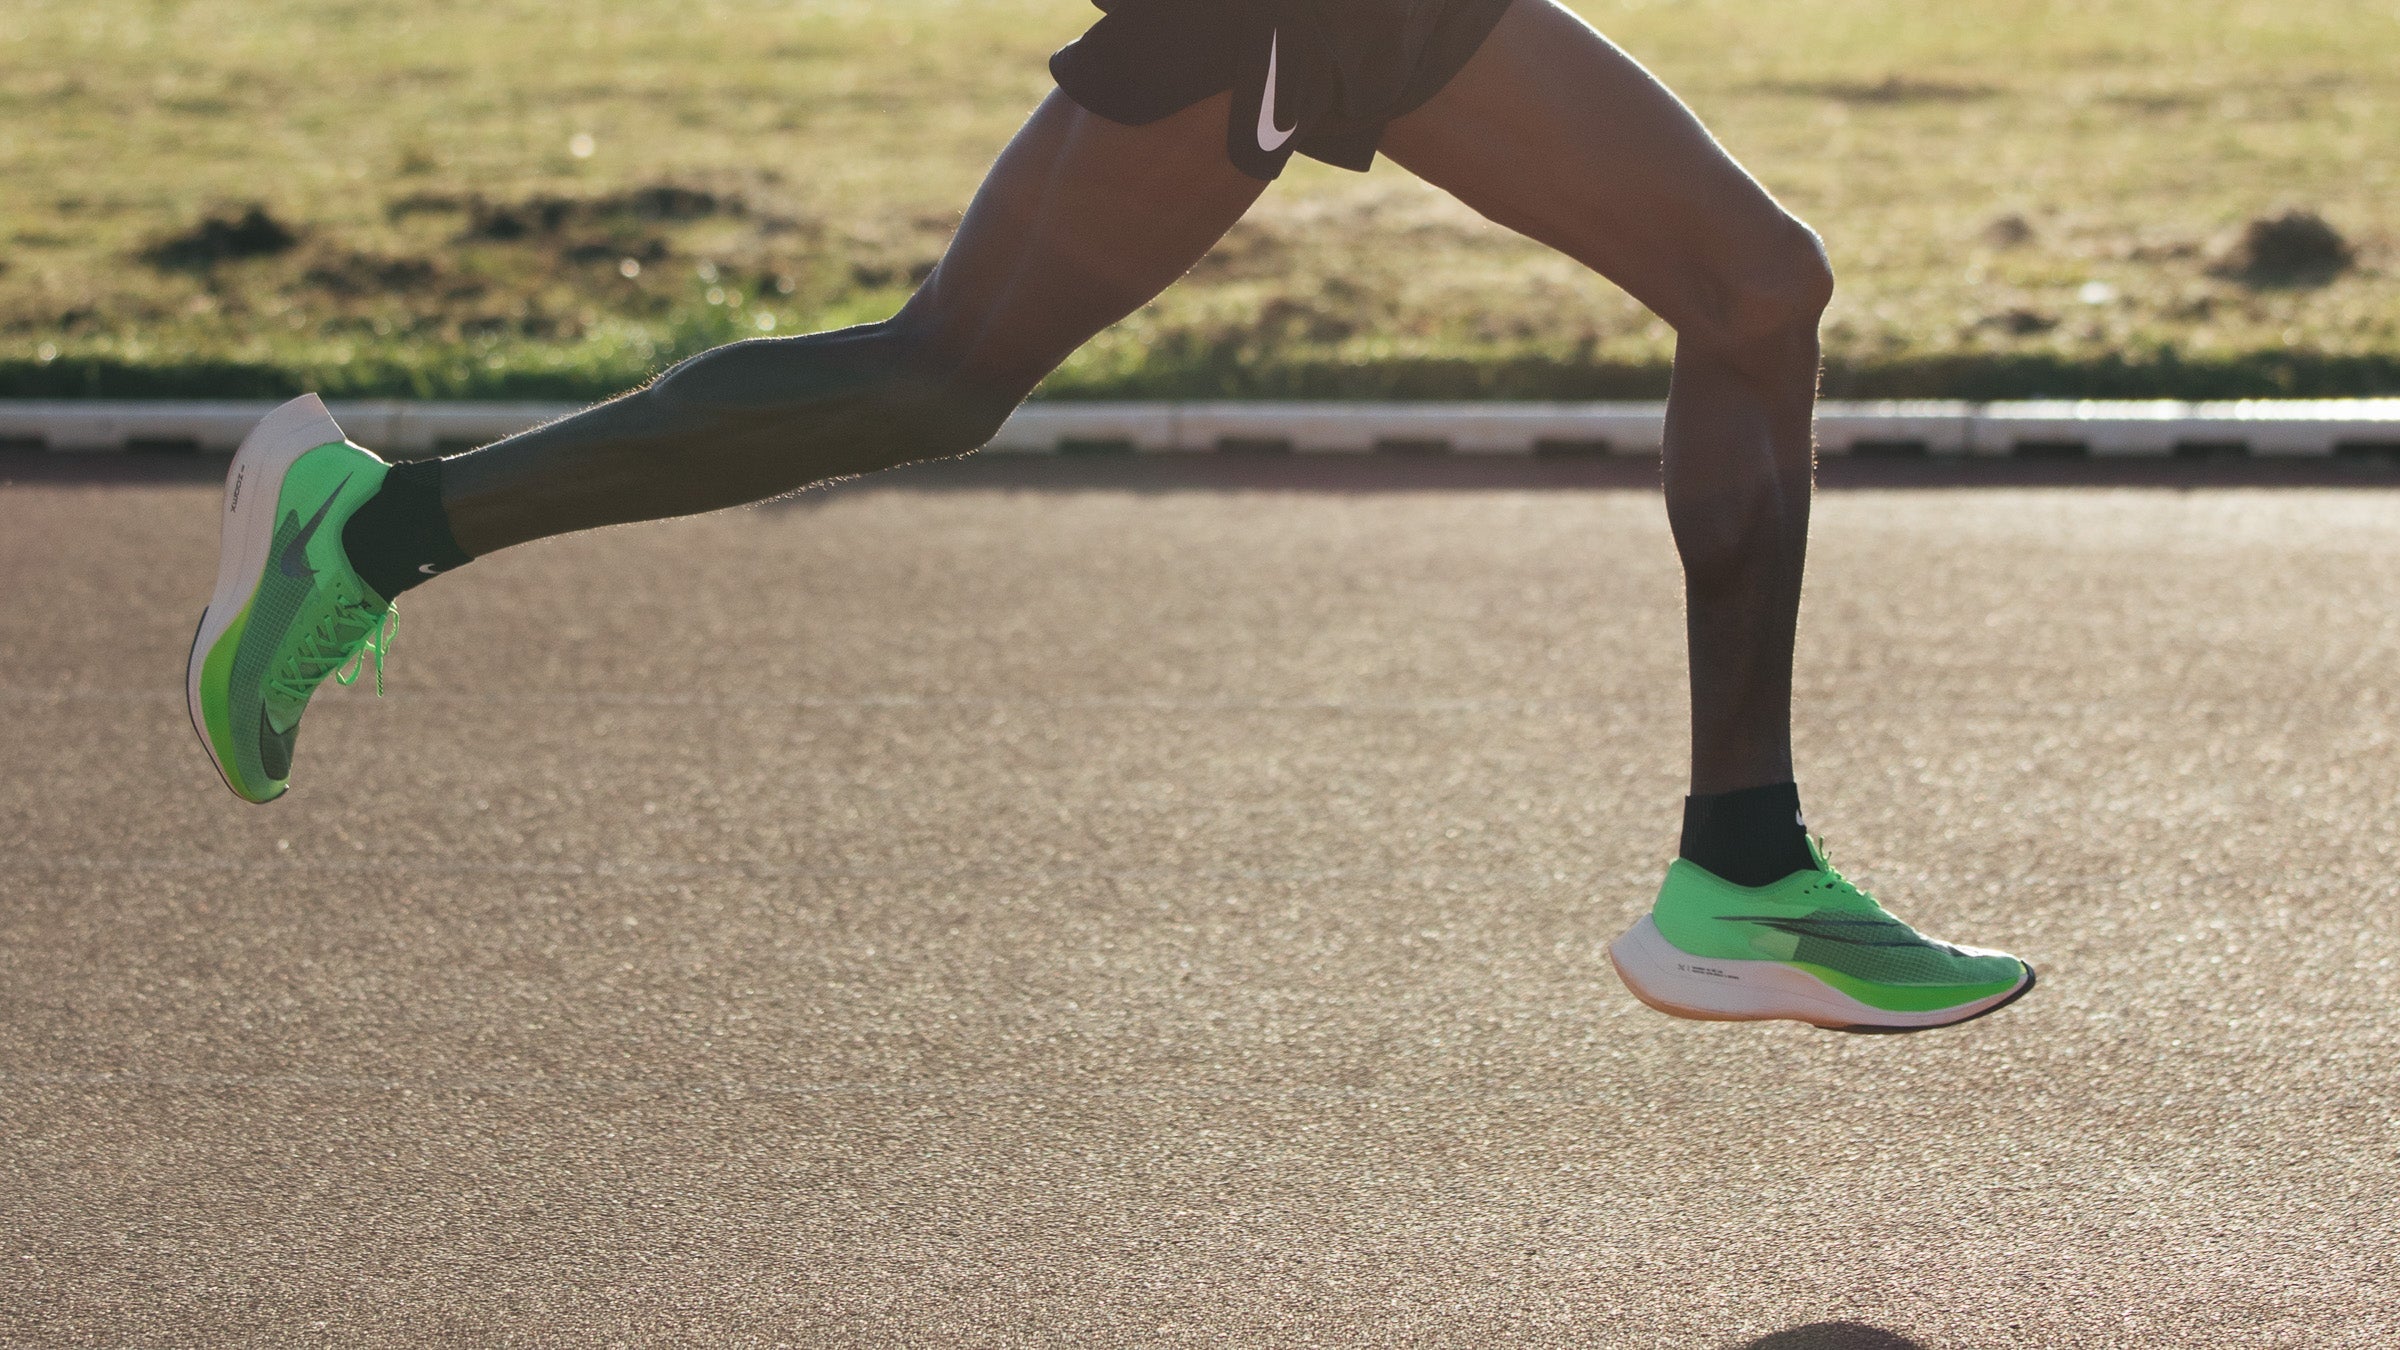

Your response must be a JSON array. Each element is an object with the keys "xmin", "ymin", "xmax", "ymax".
[{"xmin": 3, "ymin": 0, "xmax": 2394, "ymax": 401}]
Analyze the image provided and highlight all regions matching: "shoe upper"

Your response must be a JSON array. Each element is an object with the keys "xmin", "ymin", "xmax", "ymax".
[
  {"xmin": 1651, "ymin": 841, "xmax": 2025, "ymax": 1001},
  {"xmin": 199, "ymin": 442, "xmax": 392, "ymax": 801}
]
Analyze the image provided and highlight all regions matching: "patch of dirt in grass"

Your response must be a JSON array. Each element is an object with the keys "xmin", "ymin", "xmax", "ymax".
[
  {"xmin": 384, "ymin": 184, "xmax": 745, "ymax": 239},
  {"xmin": 2098, "ymin": 88, "xmax": 2213, "ymax": 113},
  {"xmin": 556, "ymin": 236, "xmax": 673, "ymax": 268},
  {"xmin": 1982, "ymin": 214, "xmax": 2037, "ymax": 249},
  {"xmin": 1254, "ymin": 296, "xmax": 1361, "ymax": 345},
  {"xmin": 1973, "ymin": 307, "xmax": 2061, "ymax": 336},
  {"xmin": 2210, "ymin": 210, "xmax": 2356, "ymax": 288},
  {"xmin": 461, "ymin": 189, "xmax": 740, "ymax": 242},
  {"xmin": 299, "ymin": 248, "xmax": 449, "ymax": 297},
  {"xmin": 381, "ymin": 185, "xmax": 767, "ymax": 289},
  {"xmin": 140, "ymin": 205, "xmax": 303, "ymax": 270}
]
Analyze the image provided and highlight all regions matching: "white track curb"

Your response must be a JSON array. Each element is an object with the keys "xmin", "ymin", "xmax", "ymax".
[{"xmin": 4, "ymin": 399, "xmax": 2399, "ymax": 458}]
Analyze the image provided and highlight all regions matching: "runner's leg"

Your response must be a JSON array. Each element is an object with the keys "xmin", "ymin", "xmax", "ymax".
[
  {"xmin": 426, "ymin": 91, "xmax": 1265, "ymax": 557},
  {"xmin": 1380, "ymin": 0, "xmax": 1833, "ymax": 799}
]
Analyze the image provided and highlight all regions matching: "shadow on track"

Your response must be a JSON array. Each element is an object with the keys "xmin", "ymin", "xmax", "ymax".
[{"xmin": 1739, "ymin": 1322, "xmax": 1929, "ymax": 1350}]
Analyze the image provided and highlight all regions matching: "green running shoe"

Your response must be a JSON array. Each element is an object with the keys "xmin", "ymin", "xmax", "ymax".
[
  {"xmin": 186, "ymin": 395, "xmax": 396, "ymax": 804},
  {"xmin": 1610, "ymin": 839, "xmax": 2034, "ymax": 1032}
]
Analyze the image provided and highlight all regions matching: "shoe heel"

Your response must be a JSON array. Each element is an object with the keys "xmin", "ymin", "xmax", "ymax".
[{"xmin": 1608, "ymin": 915, "xmax": 1783, "ymax": 1023}]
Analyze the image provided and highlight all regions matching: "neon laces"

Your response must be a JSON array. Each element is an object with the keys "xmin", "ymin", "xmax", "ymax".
[{"xmin": 268, "ymin": 596, "xmax": 396, "ymax": 704}]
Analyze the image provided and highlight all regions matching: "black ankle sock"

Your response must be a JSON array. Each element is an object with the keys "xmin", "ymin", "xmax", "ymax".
[
  {"xmin": 1679, "ymin": 782, "xmax": 1817, "ymax": 887},
  {"xmin": 342, "ymin": 457, "xmax": 472, "ymax": 601}
]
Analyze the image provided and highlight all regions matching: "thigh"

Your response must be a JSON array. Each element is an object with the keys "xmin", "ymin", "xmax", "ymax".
[
  {"xmin": 1378, "ymin": 0, "xmax": 1814, "ymax": 335},
  {"xmin": 894, "ymin": 89, "xmax": 1269, "ymax": 394}
]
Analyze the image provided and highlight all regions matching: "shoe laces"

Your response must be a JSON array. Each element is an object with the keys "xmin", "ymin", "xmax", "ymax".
[
  {"xmin": 267, "ymin": 592, "xmax": 397, "ymax": 705},
  {"xmin": 1803, "ymin": 839, "xmax": 1877, "ymax": 907}
]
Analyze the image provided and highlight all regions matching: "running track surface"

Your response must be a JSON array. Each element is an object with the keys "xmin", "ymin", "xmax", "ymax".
[{"xmin": 4, "ymin": 454, "xmax": 2396, "ymax": 1347}]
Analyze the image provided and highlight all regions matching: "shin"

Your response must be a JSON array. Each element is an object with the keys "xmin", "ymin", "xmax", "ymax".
[
  {"xmin": 1662, "ymin": 227, "xmax": 1833, "ymax": 792},
  {"xmin": 440, "ymin": 320, "xmax": 1027, "ymax": 554}
]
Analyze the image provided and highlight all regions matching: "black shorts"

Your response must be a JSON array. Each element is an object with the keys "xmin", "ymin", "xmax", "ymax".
[{"xmin": 1051, "ymin": 0, "xmax": 1518, "ymax": 181}]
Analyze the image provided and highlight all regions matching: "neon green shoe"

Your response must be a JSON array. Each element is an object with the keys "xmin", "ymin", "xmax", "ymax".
[
  {"xmin": 185, "ymin": 395, "xmax": 396, "ymax": 804},
  {"xmin": 1610, "ymin": 839, "xmax": 2034, "ymax": 1032}
]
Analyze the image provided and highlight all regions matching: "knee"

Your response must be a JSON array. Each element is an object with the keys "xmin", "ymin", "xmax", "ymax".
[
  {"xmin": 1679, "ymin": 215, "xmax": 1834, "ymax": 379},
  {"xmin": 845, "ymin": 362, "xmax": 1018, "ymax": 470},
  {"xmin": 856, "ymin": 321, "xmax": 1021, "ymax": 459},
  {"xmin": 1736, "ymin": 215, "xmax": 1835, "ymax": 334},
  {"xmin": 895, "ymin": 368, "xmax": 1021, "ymax": 462}
]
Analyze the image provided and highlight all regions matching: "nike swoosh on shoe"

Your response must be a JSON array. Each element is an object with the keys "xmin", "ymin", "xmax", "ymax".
[
  {"xmin": 276, "ymin": 472, "xmax": 352, "ymax": 583},
  {"xmin": 1723, "ymin": 913, "xmax": 1923, "ymax": 948}
]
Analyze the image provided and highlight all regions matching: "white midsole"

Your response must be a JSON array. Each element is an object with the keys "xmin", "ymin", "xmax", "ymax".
[
  {"xmin": 184, "ymin": 394, "xmax": 350, "ymax": 772},
  {"xmin": 1608, "ymin": 914, "xmax": 2026, "ymax": 1029}
]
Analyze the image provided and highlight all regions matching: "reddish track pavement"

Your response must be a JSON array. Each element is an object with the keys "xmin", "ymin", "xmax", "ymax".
[{"xmin": 4, "ymin": 455, "xmax": 2397, "ymax": 1346}]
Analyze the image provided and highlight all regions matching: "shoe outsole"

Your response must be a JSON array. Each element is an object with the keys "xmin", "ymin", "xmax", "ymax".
[
  {"xmin": 185, "ymin": 393, "xmax": 348, "ymax": 803},
  {"xmin": 1832, "ymin": 964, "xmax": 2037, "ymax": 1034},
  {"xmin": 1608, "ymin": 913, "xmax": 2035, "ymax": 1033}
]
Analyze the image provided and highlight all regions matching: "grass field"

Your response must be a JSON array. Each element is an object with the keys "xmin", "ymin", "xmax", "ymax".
[{"xmin": 4, "ymin": 0, "xmax": 2395, "ymax": 400}]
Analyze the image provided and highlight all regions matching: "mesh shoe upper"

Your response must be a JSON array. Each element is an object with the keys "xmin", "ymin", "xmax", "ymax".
[
  {"xmin": 198, "ymin": 442, "xmax": 392, "ymax": 799},
  {"xmin": 1650, "ymin": 842, "xmax": 2025, "ymax": 1006}
]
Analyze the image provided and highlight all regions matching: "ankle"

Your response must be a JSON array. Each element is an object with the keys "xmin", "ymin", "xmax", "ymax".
[
  {"xmin": 1679, "ymin": 781, "xmax": 1815, "ymax": 887},
  {"xmin": 341, "ymin": 457, "xmax": 472, "ymax": 601}
]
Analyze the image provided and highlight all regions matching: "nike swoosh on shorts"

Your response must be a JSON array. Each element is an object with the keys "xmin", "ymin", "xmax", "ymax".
[{"xmin": 1257, "ymin": 32, "xmax": 1297, "ymax": 153}]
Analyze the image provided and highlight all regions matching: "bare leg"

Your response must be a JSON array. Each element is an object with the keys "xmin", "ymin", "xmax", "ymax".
[
  {"xmin": 1381, "ymin": 0, "xmax": 1834, "ymax": 796},
  {"xmin": 436, "ymin": 92, "xmax": 1266, "ymax": 555}
]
